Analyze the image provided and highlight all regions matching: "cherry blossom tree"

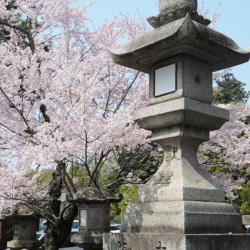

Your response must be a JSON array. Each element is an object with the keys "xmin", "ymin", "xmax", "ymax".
[{"xmin": 0, "ymin": 0, "xmax": 149, "ymax": 248}]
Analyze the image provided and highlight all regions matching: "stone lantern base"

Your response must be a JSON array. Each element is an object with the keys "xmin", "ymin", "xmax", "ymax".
[
  {"xmin": 71, "ymin": 233, "xmax": 103, "ymax": 250},
  {"xmin": 104, "ymin": 233, "xmax": 250, "ymax": 250},
  {"xmin": 7, "ymin": 239, "xmax": 40, "ymax": 250}
]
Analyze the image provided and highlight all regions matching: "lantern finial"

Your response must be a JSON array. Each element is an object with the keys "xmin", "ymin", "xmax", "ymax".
[{"xmin": 147, "ymin": 0, "xmax": 210, "ymax": 28}]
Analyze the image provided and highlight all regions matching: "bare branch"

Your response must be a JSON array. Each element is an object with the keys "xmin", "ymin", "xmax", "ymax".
[{"xmin": 0, "ymin": 86, "xmax": 31, "ymax": 131}]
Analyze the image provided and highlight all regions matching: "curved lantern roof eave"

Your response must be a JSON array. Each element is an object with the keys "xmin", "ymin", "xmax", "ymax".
[
  {"xmin": 109, "ymin": 14, "xmax": 250, "ymax": 73},
  {"xmin": 67, "ymin": 187, "xmax": 122, "ymax": 204},
  {"xmin": 2, "ymin": 204, "xmax": 39, "ymax": 219}
]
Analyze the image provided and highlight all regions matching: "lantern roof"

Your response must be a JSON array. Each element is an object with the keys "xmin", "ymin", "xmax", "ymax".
[
  {"xmin": 67, "ymin": 187, "xmax": 122, "ymax": 204},
  {"xmin": 109, "ymin": 14, "xmax": 250, "ymax": 73},
  {"xmin": 2, "ymin": 204, "xmax": 38, "ymax": 219}
]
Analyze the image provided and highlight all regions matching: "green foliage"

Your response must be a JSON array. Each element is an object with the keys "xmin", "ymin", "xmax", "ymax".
[
  {"xmin": 110, "ymin": 184, "xmax": 138, "ymax": 221},
  {"xmin": 66, "ymin": 164, "xmax": 90, "ymax": 188},
  {"xmin": 37, "ymin": 168, "xmax": 54, "ymax": 187},
  {"xmin": 198, "ymin": 144, "xmax": 226, "ymax": 174},
  {"xmin": 199, "ymin": 143, "xmax": 250, "ymax": 208},
  {"xmin": 213, "ymin": 73, "xmax": 249, "ymax": 104},
  {"xmin": 0, "ymin": 1, "xmax": 18, "ymax": 42},
  {"xmin": 98, "ymin": 144, "xmax": 163, "ymax": 193},
  {"xmin": 116, "ymin": 144, "xmax": 163, "ymax": 181},
  {"xmin": 6, "ymin": 1, "xmax": 17, "ymax": 10},
  {"xmin": 234, "ymin": 184, "xmax": 250, "ymax": 215},
  {"xmin": 98, "ymin": 144, "xmax": 164, "ymax": 220},
  {"xmin": 133, "ymin": 150, "xmax": 162, "ymax": 181},
  {"xmin": 98, "ymin": 168, "xmax": 118, "ymax": 187},
  {"xmin": 243, "ymin": 116, "xmax": 250, "ymax": 125}
]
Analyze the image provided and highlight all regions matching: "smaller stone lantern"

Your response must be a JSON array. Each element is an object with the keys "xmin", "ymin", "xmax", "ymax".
[
  {"xmin": 67, "ymin": 187, "xmax": 121, "ymax": 250},
  {"xmin": 6, "ymin": 206, "xmax": 40, "ymax": 250}
]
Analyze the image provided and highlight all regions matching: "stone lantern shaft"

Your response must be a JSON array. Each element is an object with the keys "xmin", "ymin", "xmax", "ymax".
[{"xmin": 105, "ymin": 0, "xmax": 250, "ymax": 249}]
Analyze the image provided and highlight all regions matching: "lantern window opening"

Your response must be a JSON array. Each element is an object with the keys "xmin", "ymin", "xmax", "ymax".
[
  {"xmin": 14, "ymin": 223, "xmax": 18, "ymax": 236},
  {"xmin": 154, "ymin": 62, "xmax": 177, "ymax": 97},
  {"xmin": 79, "ymin": 209, "xmax": 87, "ymax": 228}
]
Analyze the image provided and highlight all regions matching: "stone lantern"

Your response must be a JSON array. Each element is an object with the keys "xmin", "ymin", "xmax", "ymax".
[
  {"xmin": 67, "ymin": 187, "xmax": 121, "ymax": 250},
  {"xmin": 104, "ymin": 0, "xmax": 250, "ymax": 249},
  {"xmin": 6, "ymin": 206, "xmax": 40, "ymax": 250}
]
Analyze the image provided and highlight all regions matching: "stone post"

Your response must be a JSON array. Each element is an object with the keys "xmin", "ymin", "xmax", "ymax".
[{"xmin": 104, "ymin": 0, "xmax": 250, "ymax": 249}]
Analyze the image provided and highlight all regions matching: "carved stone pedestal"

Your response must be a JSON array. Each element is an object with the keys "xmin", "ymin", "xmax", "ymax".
[
  {"xmin": 104, "ymin": 233, "xmax": 250, "ymax": 250},
  {"xmin": 103, "ymin": 98, "xmax": 250, "ymax": 249}
]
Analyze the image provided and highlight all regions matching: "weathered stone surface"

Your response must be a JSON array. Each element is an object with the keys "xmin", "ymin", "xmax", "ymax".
[
  {"xmin": 147, "ymin": 0, "xmax": 210, "ymax": 28},
  {"xmin": 67, "ymin": 187, "xmax": 121, "ymax": 204},
  {"xmin": 242, "ymin": 215, "xmax": 250, "ymax": 225},
  {"xmin": 109, "ymin": 15, "xmax": 250, "ymax": 72},
  {"xmin": 104, "ymin": 233, "xmax": 250, "ymax": 250},
  {"xmin": 71, "ymin": 233, "xmax": 103, "ymax": 248},
  {"xmin": 118, "ymin": 134, "xmax": 243, "ymax": 237},
  {"xmin": 70, "ymin": 203, "xmax": 110, "ymax": 249},
  {"xmin": 5, "ymin": 205, "xmax": 39, "ymax": 249},
  {"xmin": 122, "ymin": 201, "xmax": 243, "ymax": 234},
  {"xmin": 67, "ymin": 188, "xmax": 119, "ymax": 250},
  {"xmin": 159, "ymin": 0, "xmax": 197, "ymax": 13},
  {"xmin": 138, "ymin": 137, "xmax": 225, "ymax": 203},
  {"xmin": 134, "ymin": 97, "xmax": 229, "ymax": 132},
  {"xmin": 149, "ymin": 55, "xmax": 213, "ymax": 105},
  {"xmin": 7, "ymin": 239, "xmax": 40, "ymax": 249}
]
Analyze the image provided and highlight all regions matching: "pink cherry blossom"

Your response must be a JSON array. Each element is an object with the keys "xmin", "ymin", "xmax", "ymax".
[{"xmin": 199, "ymin": 103, "xmax": 250, "ymax": 199}]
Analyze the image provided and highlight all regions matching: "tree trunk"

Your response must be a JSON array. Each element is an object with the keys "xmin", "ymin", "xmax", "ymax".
[
  {"xmin": 44, "ymin": 163, "xmax": 78, "ymax": 250},
  {"xmin": 44, "ymin": 209, "xmax": 78, "ymax": 250},
  {"xmin": 44, "ymin": 227, "xmax": 60, "ymax": 250}
]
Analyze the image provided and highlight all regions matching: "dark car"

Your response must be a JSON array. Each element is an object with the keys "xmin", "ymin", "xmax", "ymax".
[{"xmin": 110, "ymin": 222, "xmax": 121, "ymax": 233}]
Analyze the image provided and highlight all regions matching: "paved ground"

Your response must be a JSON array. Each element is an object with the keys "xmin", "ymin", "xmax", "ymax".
[
  {"xmin": 59, "ymin": 247, "xmax": 83, "ymax": 250},
  {"xmin": 6, "ymin": 247, "xmax": 83, "ymax": 250}
]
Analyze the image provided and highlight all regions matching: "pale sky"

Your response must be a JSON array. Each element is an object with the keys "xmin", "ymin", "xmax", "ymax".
[{"xmin": 85, "ymin": 0, "xmax": 250, "ymax": 94}]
